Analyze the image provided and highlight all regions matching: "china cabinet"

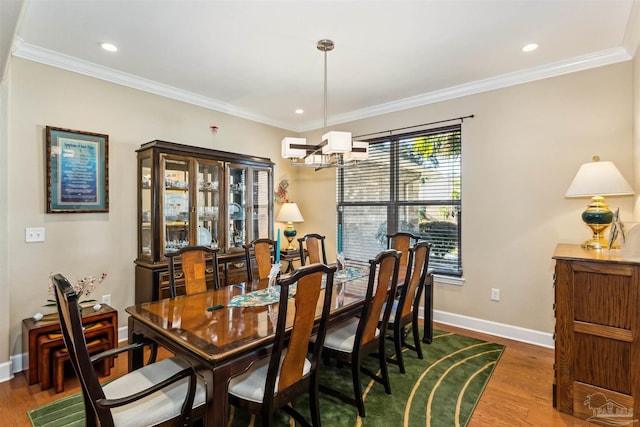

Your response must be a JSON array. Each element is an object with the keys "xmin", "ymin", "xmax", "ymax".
[{"xmin": 135, "ymin": 140, "xmax": 273, "ymax": 303}]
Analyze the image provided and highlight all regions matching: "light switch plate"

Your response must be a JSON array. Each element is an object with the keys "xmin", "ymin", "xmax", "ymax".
[{"xmin": 25, "ymin": 227, "xmax": 45, "ymax": 243}]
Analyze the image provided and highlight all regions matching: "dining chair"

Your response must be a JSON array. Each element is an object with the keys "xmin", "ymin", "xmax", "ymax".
[
  {"xmin": 311, "ymin": 249, "xmax": 401, "ymax": 417},
  {"xmin": 166, "ymin": 245, "xmax": 220, "ymax": 297},
  {"xmin": 386, "ymin": 231, "xmax": 421, "ymax": 269},
  {"xmin": 383, "ymin": 241, "xmax": 431, "ymax": 373},
  {"xmin": 50, "ymin": 273, "xmax": 206, "ymax": 427},
  {"xmin": 297, "ymin": 233, "xmax": 328, "ymax": 266},
  {"xmin": 228, "ymin": 262, "xmax": 337, "ymax": 426},
  {"xmin": 244, "ymin": 238, "xmax": 278, "ymax": 281}
]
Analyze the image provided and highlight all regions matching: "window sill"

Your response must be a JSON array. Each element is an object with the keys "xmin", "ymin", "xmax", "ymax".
[{"xmin": 433, "ymin": 274, "xmax": 464, "ymax": 286}]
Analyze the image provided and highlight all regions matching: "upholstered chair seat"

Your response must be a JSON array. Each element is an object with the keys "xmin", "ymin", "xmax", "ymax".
[
  {"xmin": 315, "ymin": 318, "xmax": 380, "ymax": 353},
  {"xmin": 103, "ymin": 358, "xmax": 207, "ymax": 427},
  {"xmin": 228, "ymin": 352, "xmax": 311, "ymax": 404}
]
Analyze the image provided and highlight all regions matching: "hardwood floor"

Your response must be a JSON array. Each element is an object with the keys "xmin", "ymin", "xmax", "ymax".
[{"xmin": 1, "ymin": 322, "xmax": 600, "ymax": 426}]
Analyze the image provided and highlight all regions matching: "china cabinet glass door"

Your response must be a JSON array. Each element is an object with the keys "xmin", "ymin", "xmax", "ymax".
[
  {"xmin": 227, "ymin": 164, "xmax": 247, "ymax": 251},
  {"xmin": 163, "ymin": 157, "xmax": 191, "ymax": 254},
  {"xmin": 196, "ymin": 160, "xmax": 222, "ymax": 249},
  {"xmin": 139, "ymin": 156, "xmax": 152, "ymax": 260},
  {"xmin": 249, "ymin": 167, "xmax": 272, "ymax": 242}
]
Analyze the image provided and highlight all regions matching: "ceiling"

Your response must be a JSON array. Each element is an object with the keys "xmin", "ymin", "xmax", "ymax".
[{"xmin": 2, "ymin": 1, "xmax": 639, "ymax": 132}]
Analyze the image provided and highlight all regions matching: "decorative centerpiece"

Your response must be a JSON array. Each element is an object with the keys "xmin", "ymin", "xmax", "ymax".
[
  {"xmin": 274, "ymin": 179, "xmax": 289, "ymax": 203},
  {"xmin": 36, "ymin": 273, "xmax": 108, "ymax": 320}
]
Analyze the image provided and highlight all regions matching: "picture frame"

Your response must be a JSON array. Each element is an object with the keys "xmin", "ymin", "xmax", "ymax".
[{"xmin": 45, "ymin": 126, "xmax": 109, "ymax": 213}]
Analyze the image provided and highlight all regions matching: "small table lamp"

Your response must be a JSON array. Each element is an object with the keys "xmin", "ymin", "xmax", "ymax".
[
  {"xmin": 276, "ymin": 202, "xmax": 304, "ymax": 250},
  {"xmin": 565, "ymin": 155, "xmax": 634, "ymax": 249}
]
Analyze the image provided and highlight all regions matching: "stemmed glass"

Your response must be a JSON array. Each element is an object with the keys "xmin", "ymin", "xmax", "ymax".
[
  {"xmin": 267, "ymin": 263, "xmax": 281, "ymax": 297},
  {"xmin": 336, "ymin": 252, "xmax": 346, "ymax": 280}
]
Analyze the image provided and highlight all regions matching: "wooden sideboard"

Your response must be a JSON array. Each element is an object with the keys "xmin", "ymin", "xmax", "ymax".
[{"xmin": 553, "ymin": 243, "xmax": 640, "ymax": 422}]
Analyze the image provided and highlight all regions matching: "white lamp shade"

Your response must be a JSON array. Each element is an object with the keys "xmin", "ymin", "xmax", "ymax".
[
  {"xmin": 343, "ymin": 140, "xmax": 369, "ymax": 162},
  {"xmin": 282, "ymin": 137, "xmax": 307, "ymax": 158},
  {"xmin": 565, "ymin": 159, "xmax": 634, "ymax": 197},
  {"xmin": 321, "ymin": 131, "xmax": 352, "ymax": 154},
  {"xmin": 276, "ymin": 202, "xmax": 304, "ymax": 223}
]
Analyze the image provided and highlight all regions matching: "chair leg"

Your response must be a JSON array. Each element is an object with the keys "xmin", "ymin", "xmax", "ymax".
[
  {"xmin": 412, "ymin": 321, "xmax": 423, "ymax": 359},
  {"xmin": 352, "ymin": 360, "xmax": 366, "ymax": 417},
  {"xmin": 261, "ymin": 408, "xmax": 273, "ymax": 427},
  {"xmin": 378, "ymin": 345, "xmax": 392, "ymax": 395},
  {"xmin": 394, "ymin": 325, "xmax": 406, "ymax": 374},
  {"xmin": 310, "ymin": 375, "xmax": 321, "ymax": 427}
]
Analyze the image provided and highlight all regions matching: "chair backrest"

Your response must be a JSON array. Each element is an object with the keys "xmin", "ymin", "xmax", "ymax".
[
  {"xmin": 166, "ymin": 246, "xmax": 220, "ymax": 297},
  {"xmin": 386, "ymin": 232, "xmax": 420, "ymax": 267},
  {"xmin": 398, "ymin": 242, "xmax": 431, "ymax": 320},
  {"xmin": 51, "ymin": 274, "xmax": 110, "ymax": 422},
  {"xmin": 297, "ymin": 233, "xmax": 328, "ymax": 266},
  {"xmin": 357, "ymin": 249, "xmax": 401, "ymax": 347},
  {"xmin": 266, "ymin": 263, "xmax": 336, "ymax": 402},
  {"xmin": 244, "ymin": 238, "xmax": 277, "ymax": 281}
]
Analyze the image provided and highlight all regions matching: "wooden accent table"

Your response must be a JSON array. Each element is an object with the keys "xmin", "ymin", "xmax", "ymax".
[
  {"xmin": 553, "ymin": 243, "xmax": 640, "ymax": 422},
  {"xmin": 22, "ymin": 304, "xmax": 118, "ymax": 387}
]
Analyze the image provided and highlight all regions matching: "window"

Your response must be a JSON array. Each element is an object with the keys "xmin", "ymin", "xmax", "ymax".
[{"xmin": 337, "ymin": 124, "xmax": 462, "ymax": 276}]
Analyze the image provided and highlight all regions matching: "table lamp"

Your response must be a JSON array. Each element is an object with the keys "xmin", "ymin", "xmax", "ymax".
[
  {"xmin": 565, "ymin": 155, "xmax": 634, "ymax": 249},
  {"xmin": 276, "ymin": 202, "xmax": 304, "ymax": 250}
]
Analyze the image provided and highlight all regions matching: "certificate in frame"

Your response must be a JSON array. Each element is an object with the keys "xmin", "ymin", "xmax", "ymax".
[{"xmin": 46, "ymin": 126, "xmax": 109, "ymax": 213}]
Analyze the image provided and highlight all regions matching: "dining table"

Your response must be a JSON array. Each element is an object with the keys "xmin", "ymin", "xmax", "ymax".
[{"xmin": 125, "ymin": 266, "xmax": 370, "ymax": 427}]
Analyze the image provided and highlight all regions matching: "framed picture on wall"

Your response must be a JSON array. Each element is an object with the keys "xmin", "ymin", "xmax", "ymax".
[{"xmin": 45, "ymin": 126, "xmax": 109, "ymax": 213}]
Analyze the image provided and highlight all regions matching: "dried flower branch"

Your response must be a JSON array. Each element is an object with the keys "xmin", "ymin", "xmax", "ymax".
[{"xmin": 45, "ymin": 273, "xmax": 107, "ymax": 306}]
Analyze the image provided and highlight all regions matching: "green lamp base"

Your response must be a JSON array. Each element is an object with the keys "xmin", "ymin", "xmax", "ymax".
[{"xmin": 283, "ymin": 226, "xmax": 297, "ymax": 250}]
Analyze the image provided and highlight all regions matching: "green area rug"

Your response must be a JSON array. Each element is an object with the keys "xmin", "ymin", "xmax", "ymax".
[{"xmin": 28, "ymin": 329, "xmax": 504, "ymax": 427}]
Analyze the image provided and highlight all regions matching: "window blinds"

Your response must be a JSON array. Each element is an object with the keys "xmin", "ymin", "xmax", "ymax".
[{"xmin": 338, "ymin": 124, "xmax": 462, "ymax": 276}]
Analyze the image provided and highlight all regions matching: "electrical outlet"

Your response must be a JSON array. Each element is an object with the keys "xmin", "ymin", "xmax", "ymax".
[
  {"xmin": 25, "ymin": 227, "xmax": 45, "ymax": 243},
  {"xmin": 102, "ymin": 294, "xmax": 111, "ymax": 305},
  {"xmin": 491, "ymin": 288, "xmax": 500, "ymax": 301}
]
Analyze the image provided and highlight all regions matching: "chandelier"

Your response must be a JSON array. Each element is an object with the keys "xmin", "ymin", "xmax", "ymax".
[{"xmin": 281, "ymin": 39, "xmax": 369, "ymax": 169}]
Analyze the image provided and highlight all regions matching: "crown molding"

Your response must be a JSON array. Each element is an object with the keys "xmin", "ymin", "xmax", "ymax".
[
  {"xmin": 13, "ymin": 42, "xmax": 631, "ymax": 134},
  {"xmin": 296, "ymin": 47, "xmax": 631, "ymax": 132},
  {"xmin": 12, "ymin": 42, "xmax": 292, "ymax": 130}
]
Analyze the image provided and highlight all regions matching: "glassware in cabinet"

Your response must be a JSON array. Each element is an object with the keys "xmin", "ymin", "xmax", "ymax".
[
  {"xmin": 227, "ymin": 165, "xmax": 247, "ymax": 251},
  {"xmin": 197, "ymin": 160, "xmax": 222, "ymax": 249},
  {"xmin": 162, "ymin": 157, "xmax": 191, "ymax": 254},
  {"xmin": 138, "ymin": 155, "xmax": 153, "ymax": 260}
]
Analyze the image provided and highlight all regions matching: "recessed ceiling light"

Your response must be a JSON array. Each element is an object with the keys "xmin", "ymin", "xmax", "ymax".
[
  {"xmin": 522, "ymin": 43, "xmax": 538, "ymax": 52},
  {"xmin": 101, "ymin": 42, "xmax": 118, "ymax": 52},
  {"xmin": 295, "ymin": 109, "xmax": 304, "ymax": 114}
]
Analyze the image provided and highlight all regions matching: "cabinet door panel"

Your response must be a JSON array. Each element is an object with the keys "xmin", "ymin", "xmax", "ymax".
[
  {"xmin": 250, "ymin": 168, "xmax": 272, "ymax": 242},
  {"xmin": 163, "ymin": 156, "xmax": 191, "ymax": 255},
  {"xmin": 227, "ymin": 164, "xmax": 247, "ymax": 250},
  {"xmin": 196, "ymin": 160, "xmax": 223, "ymax": 249}
]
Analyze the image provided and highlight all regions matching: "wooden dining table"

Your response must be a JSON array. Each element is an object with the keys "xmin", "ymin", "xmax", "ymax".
[{"xmin": 125, "ymin": 269, "xmax": 370, "ymax": 427}]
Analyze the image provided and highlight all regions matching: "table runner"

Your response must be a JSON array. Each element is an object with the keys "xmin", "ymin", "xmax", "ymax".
[{"xmin": 227, "ymin": 266, "xmax": 368, "ymax": 307}]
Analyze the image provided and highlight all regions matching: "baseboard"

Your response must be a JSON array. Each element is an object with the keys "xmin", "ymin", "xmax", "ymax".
[
  {"xmin": 0, "ymin": 359, "xmax": 13, "ymax": 383},
  {"xmin": 425, "ymin": 308, "xmax": 555, "ymax": 349}
]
